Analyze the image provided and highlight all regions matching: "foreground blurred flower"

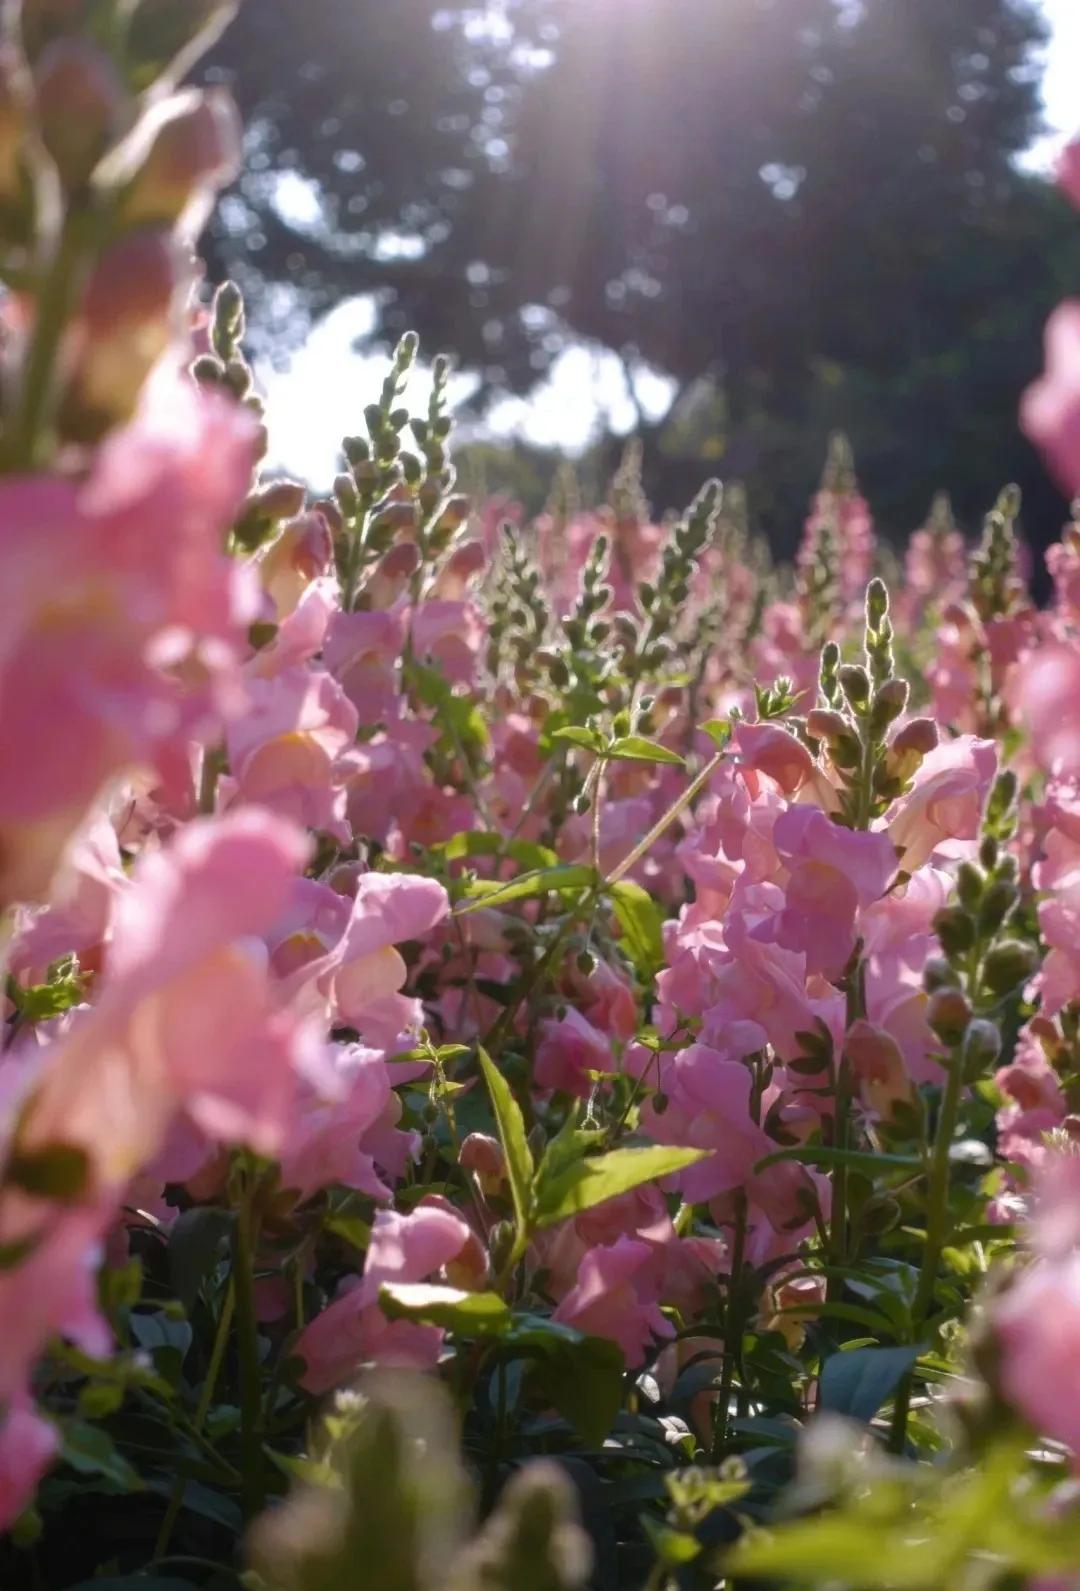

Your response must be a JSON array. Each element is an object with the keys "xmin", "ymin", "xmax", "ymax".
[
  {"xmin": 1021, "ymin": 301, "xmax": 1080, "ymax": 498},
  {"xmin": 0, "ymin": 373, "xmax": 259, "ymax": 905}
]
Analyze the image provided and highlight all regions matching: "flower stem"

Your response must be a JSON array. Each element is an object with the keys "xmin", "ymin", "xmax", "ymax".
[
  {"xmin": 153, "ymin": 1282, "xmax": 236, "ymax": 1561},
  {"xmin": 888, "ymin": 1047, "xmax": 965, "ymax": 1453},
  {"xmin": 712, "ymin": 1191, "xmax": 748, "ymax": 1461},
  {"xmin": 232, "ymin": 1188, "xmax": 265, "ymax": 1523}
]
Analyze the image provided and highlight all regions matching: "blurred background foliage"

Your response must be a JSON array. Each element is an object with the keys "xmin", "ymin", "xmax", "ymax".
[{"xmin": 202, "ymin": 0, "xmax": 1080, "ymax": 562}]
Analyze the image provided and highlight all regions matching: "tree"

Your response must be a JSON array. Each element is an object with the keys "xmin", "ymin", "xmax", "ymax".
[{"xmin": 203, "ymin": 0, "xmax": 1079, "ymax": 557}]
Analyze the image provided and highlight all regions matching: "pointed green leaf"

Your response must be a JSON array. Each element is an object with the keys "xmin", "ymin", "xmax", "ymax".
[
  {"xmin": 551, "ymin": 726, "xmax": 605, "ymax": 753},
  {"xmin": 819, "ymin": 1344, "xmax": 920, "ymax": 1423},
  {"xmin": 607, "ymin": 735, "xmax": 685, "ymax": 767},
  {"xmin": 535, "ymin": 1144, "xmax": 708, "ymax": 1228},
  {"xmin": 458, "ymin": 864, "xmax": 597, "ymax": 913},
  {"xmin": 610, "ymin": 879, "xmax": 665, "ymax": 976},
  {"xmin": 478, "ymin": 1046, "xmax": 534, "ymax": 1241},
  {"xmin": 379, "ymin": 1284, "xmax": 511, "ymax": 1335}
]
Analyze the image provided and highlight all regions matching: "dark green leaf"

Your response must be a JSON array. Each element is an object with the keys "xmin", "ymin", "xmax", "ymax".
[
  {"xmin": 754, "ymin": 1145, "xmax": 922, "ymax": 1177},
  {"xmin": 819, "ymin": 1344, "xmax": 919, "ymax": 1423},
  {"xmin": 168, "ymin": 1207, "xmax": 233, "ymax": 1311}
]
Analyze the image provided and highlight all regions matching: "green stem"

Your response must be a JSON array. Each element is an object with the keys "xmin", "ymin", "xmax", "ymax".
[
  {"xmin": 605, "ymin": 746, "xmax": 727, "ymax": 887},
  {"xmin": 233, "ymin": 1191, "xmax": 265, "ymax": 1523},
  {"xmin": 153, "ymin": 1283, "xmax": 236, "ymax": 1561},
  {"xmin": 888, "ymin": 1048, "xmax": 965, "ymax": 1453},
  {"xmin": 2, "ymin": 219, "xmax": 85, "ymax": 472},
  {"xmin": 711, "ymin": 1191, "xmax": 748, "ymax": 1461}
]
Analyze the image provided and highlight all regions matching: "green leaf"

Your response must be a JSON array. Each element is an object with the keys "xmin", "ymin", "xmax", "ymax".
[
  {"xmin": 434, "ymin": 830, "xmax": 558, "ymax": 871},
  {"xmin": 379, "ymin": 1284, "xmax": 511, "ymax": 1335},
  {"xmin": 754, "ymin": 1145, "xmax": 923, "ymax": 1178},
  {"xmin": 551, "ymin": 726, "xmax": 605, "ymax": 753},
  {"xmin": 819, "ymin": 1344, "xmax": 919, "ymax": 1423},
  {"xmin": 607, "ymin": 735, "xmax": 685, "ymax": 767},
  {"xmin": 727, "ymin": 1515, "xmax": 937, "ymax": 1587},
  {"xmin": 699, "ymin": 718, "xmax": 732, "ymax": 749},
  {"xmin": 478, "ymin": 1046, "xmax": 534, "ymax": 1245},
  {"xmin": 168, "ymin": 1207, "xmax": 233, "ymax": 1311},
  {"xmin": 60, "ymin": 1419, "xmax": 144, "ymax": 1492},
  {"xmin": 526, "ymin": 1331, "xmax": 626, "ymax": 1447},
  {"xmin": 535, "ymin": 1144, "xmax": 708, "ymax": 1229},
  {"xmin": 610, "ymin": 879, "xmax": 665, "ymax": 976},
  {"xmin": 457, "ymin": 864, "xmax": 597, "ymax": 913}
]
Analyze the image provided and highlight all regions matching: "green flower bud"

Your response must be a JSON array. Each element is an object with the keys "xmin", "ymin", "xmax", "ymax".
[
  {"xmin": 926, "ymin": 987, "xmax": 972, "ymax": 1045},
  {"xmin": 982, "ymin": 939, "xmax": 1039, "ymax": 997},
  {"xmin": 933, "ymin": 905, "xmax": 975, "ymax": 959}
]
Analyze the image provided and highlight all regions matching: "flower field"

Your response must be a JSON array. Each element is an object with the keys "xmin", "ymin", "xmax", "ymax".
[{"xmin": 1, "ymin": 4, "xmax": 1080, "ymax": 1589}]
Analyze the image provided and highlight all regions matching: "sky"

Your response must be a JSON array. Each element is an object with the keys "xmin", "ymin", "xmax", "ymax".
[{"xmin": 260, "ymin": 1, "xmax": 1080, "ymax": 486}]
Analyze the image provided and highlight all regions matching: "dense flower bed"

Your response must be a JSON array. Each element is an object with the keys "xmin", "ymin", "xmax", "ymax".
[{"xmin": 2, "ymin": 4, "xmax": 1080, "ymax": 1588}]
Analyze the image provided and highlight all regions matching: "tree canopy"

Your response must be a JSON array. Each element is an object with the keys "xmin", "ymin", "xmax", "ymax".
[{"xmin": 204, "ymin": 0, "xmax": 1080, "ymax": 556}]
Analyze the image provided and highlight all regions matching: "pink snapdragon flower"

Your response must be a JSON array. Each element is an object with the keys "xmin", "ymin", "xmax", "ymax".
[
  {"xmin": 771, "ymin": 806, "xmax": 897, "ymax": 979},
  {"xmin": 1021, "ymin": 301, "xmax": 1080, "ymax": 498},
  {"xmin": 552, "ymin": 1237, "xmax": 674, "ymax": 1368},
  {"xmin": 0, "ymin": 1394, "xmax": 59, "ymax": 1532},
  {"xmin": 886, "ymin": 735, "xmax": 998, "ymax": 871},
  {"xmin": 225, "ymin": 666, "xmax": 359, "ymax": 841},
  {"xmin": 996, "ymin": 1157, "xmax": 1080, "ymax": 1459},
  {"xmin": 295, "ymin": 1202, "xmax": 474, "ymax": 1392},
  {"xmin": 535, "ymin": 1007, "xmax": 613, "ymax": 1096},
  {"xmin": 409, "ymin": 600, "xmax": 484, "ymax": 685},
  {"xmin": 640, "ymin": 1042, "xmax": 771, "ymax": 1204},
  {"xmin": 1011, "ymin": 642, "xmax": 1080, "ymax": 778},
  {"xmin": 0, "ymin": 372, "xmax": 258, "ymax": 903},
  {"xmin": 9, "ymin": 809, "xmax": 313, "ymax": 1208},
  {"xmin": 323, "ymin": 605, "xmax": 405, "ymax": 723},
  {"xmin": 1059, "ymin": 140, "xmax": 1080, "ymax": 211}
]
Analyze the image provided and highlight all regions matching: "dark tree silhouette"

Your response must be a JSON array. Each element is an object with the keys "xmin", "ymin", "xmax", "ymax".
[{"xmin": 203, "ymin": 0, "xmax": 1079, "ymax": 555}]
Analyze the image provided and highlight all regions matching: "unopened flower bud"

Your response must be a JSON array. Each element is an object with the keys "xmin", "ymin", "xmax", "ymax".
[
  {"xmin": 34, "ymin": 38, "xmax": 126, "ymax": 190},
  {"xmin": 838, "ymin": 663, "xmax": 870, "ymax": 711},
  {"xmin": 459, "ymin": 1131, "xmax": 505, "ymax": 1196},
  {"xmin": 59, "ymin": 230, "xmax": 184, "ymax": 440},
  {"xmin": 259, "ymin": 510, "xmax": 334, "ymax": 615},
  {"xmin": 926, "ymin": 987, "xmax": 972, "ymax": 1045},
  {"xmin": 892, "ymin": 717, "xmax": 939, "ymax": 757},
  {"xmin": 955, "ymin": 862, "xmax": 984, "ymax": 913},
  {"xmin": 116, "ymin": 87, "xmax": 241, "ymax": 231},
  {"xmin": 982, "ymin": 939, "xmax": 1039, "ymax": 997},
  {"xmin": 961, "ymin": 1019, "xmax": 1002, "ymax": 1077},
  {"xmin": 933, "ymin": 905, "xmax": 975, "ymax": 959},
  {"xmin": 977, "ymin": 880, "xmax": 1019, "ymax": 935},
  {"xmin": 923, "ymin": 955, "xmax": 960, "ymax": 992},
  {"xmin": 869, "ymin": 677, "xmax": 908, "ymax": 739},
  {"xmin": 866, "ymin": 577, "xmax": 889, "ymax": 630}
]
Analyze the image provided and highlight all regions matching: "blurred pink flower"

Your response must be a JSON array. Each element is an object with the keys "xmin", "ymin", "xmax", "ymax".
[
  {"xmin": 1021, "ymin": 301, "xmax": 1080, "ymax": 498},
  {"xmin": 0, "ymin": 374, "xmax": 258, "ymax": 903},
  {"xmin": 296, "ymin": 1202, "xmax": 473, "ymax": 1392}
]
